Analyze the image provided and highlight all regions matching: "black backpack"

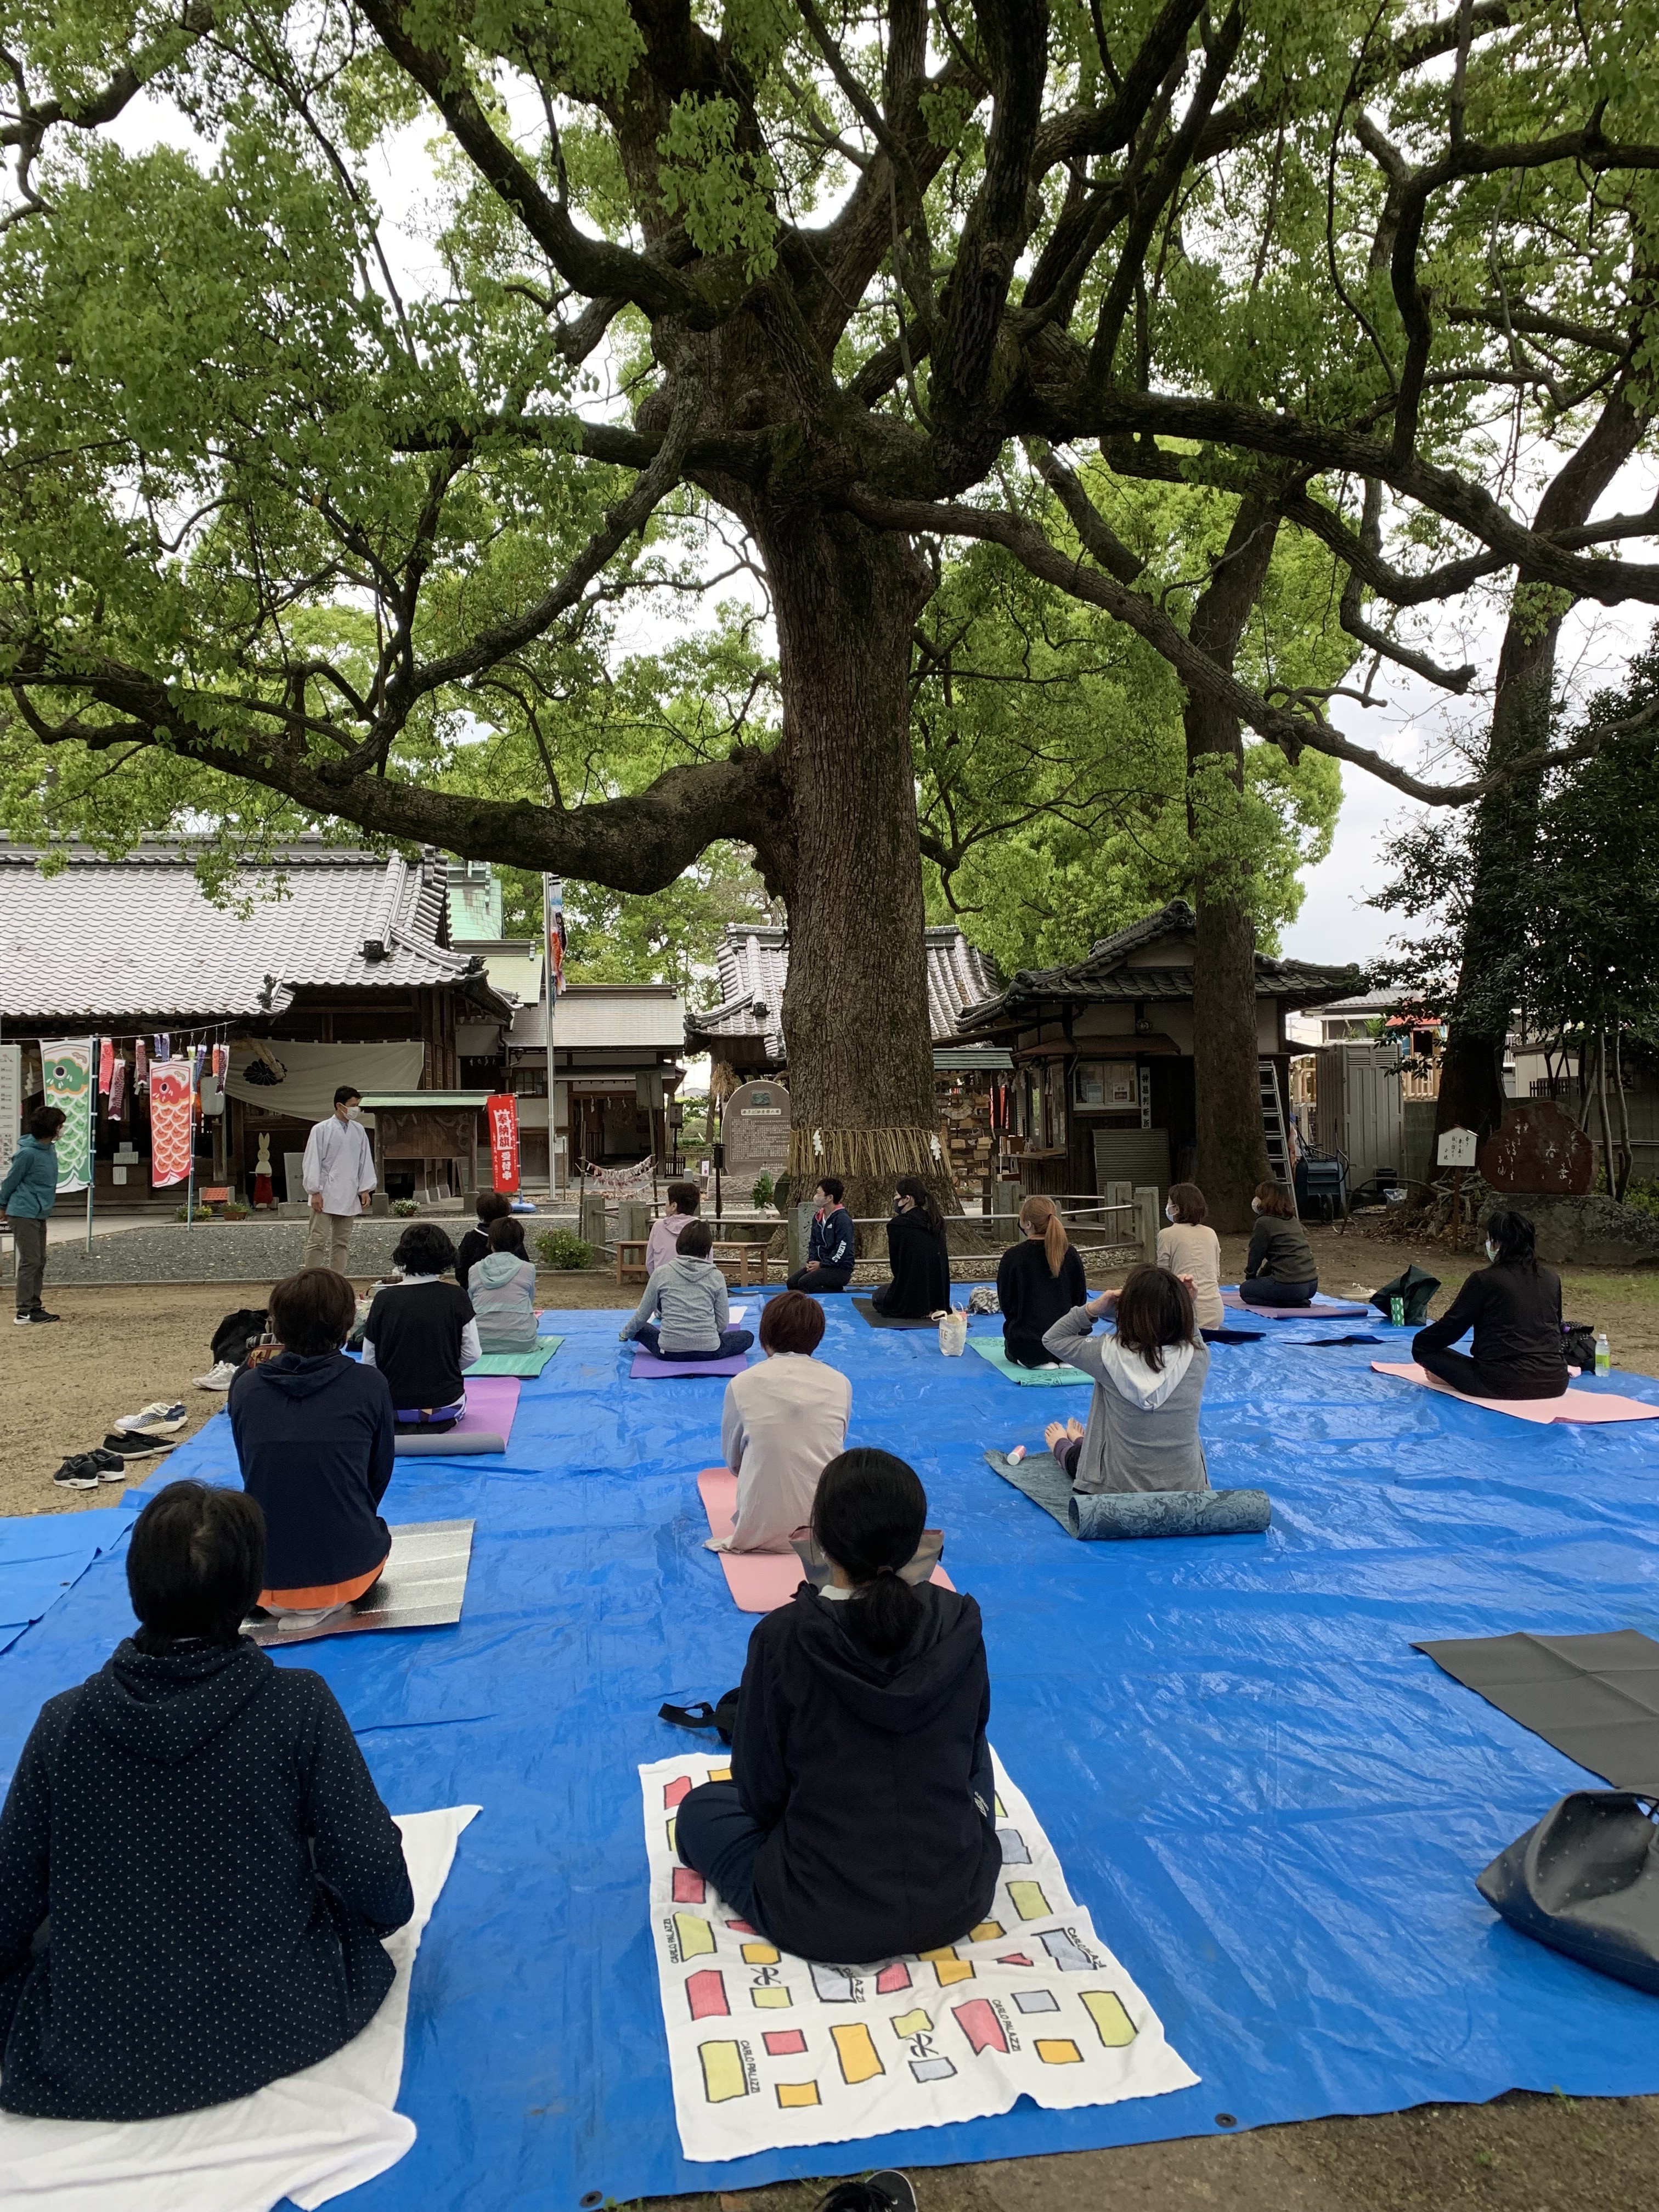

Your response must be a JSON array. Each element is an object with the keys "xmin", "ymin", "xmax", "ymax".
[{"xmin": 210, "ymin": 1307, "xmax": 268, "ymax": 1367}]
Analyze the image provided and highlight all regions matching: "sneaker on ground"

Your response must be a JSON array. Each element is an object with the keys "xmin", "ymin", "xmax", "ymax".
[
  {"xmin": 114, "ymin": 1401, "xmax": 187, "ymax": 1433},
  {"xmin": 53, "ymin": 1456, "xmax": 101, "ymax": 1488},
  {"xmin": 193, "ymin": 1361, "xmax": 240, "ymax": 1392},
  {"xmin": 815, "ymin": 2179, "xmax": 918, "ymax": 2212},
  {"xmin": 16, "ymin": 1307, "xmax": 60, "ymax": 1324},
  {"xmin": 91, "ymin": 1448, "xmax": 129, "ymax": 1481},
  {"xmin": 100, "ymin": 1432, "xmax": 177, "ymax": 1459}
]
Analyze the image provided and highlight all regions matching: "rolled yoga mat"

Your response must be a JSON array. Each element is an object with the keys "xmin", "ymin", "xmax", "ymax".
[
  {"xmin": 983, "ymin": 1450, "xmax": 1270, "ymax": 1540},
  {"xmin": 394, "ymin": 1430, "xmax": 506, "ymax": 1457}
]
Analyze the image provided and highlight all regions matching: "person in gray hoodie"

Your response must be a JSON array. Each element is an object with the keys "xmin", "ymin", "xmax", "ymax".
[
  {"xmin": 619, "ymin": 1217, "xmax": 754, "ymax": 1359},
  {"xmin": 468, "ymin": 1215, "xmax": 540, "ymax": 1353},
  {"xmin": 1040, "ymin": 1265, "xmax": 1210, "ymax": 1494}
]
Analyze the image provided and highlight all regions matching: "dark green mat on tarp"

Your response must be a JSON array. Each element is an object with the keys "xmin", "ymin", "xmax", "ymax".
[{"xmin": 984, "ymin": 1451, "xmax": 1272, "ymax": 1539}]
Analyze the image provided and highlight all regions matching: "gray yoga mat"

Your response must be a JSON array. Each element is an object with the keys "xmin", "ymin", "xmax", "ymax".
[
  {"xmin": 852, "ymin": 1296, "xmax": 938, "ymax": 1331},
  {"xmin": 1413, "ymin": 1629, "xmax": 1659, "ymax": 1795},
  {"xmin": 394, "ymin": 1429, "xmax": 505, "ymax": 1456},
  {"xmin": 244, "ymin": 1519, "xmax": 475, "ymax": 1645},
  {"xmin": 983, "ymin": 1451, "xmax": 1271, "ymax": 1540}
]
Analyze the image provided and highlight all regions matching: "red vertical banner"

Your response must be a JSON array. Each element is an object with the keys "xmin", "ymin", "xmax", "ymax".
[{"xmin": 487, "ymin": 1094, "xmax": 520, "ymax": 1194}]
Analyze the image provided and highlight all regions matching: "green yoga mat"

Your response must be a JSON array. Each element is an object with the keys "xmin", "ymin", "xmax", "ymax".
[
  {"xmin": 968, "ymin": 1336, "xmax": 1091, "ymax": 1386},
  {"xmin": 468, "ymin": 1339, "xmax": 564, "ymax": 1377}
]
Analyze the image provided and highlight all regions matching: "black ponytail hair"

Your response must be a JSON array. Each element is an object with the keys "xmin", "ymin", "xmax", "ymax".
[{"xmin": 810, "ymin": 1447, "xmax": 928, "ymax": 1658}]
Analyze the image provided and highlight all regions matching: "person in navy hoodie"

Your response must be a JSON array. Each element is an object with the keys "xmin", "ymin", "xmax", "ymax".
[
  {"xmin": 229, "ymin": 1268, "xmax": 396, "ymax": 1614},
  {"xmin": 0, "ymin": 1480, "xmax": 411, "ymax": 2119},
  {"xmin": 675, "ymin": 1448, "xmax": 999, "ymax": 1963},
  {"xmin": 787, "ymin": 1176, "xmax": 857, "ymax": 1293}
]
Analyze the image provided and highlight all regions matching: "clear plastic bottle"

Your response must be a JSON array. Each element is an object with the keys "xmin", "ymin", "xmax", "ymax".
[{"xmin": 1595, "ymin": 1331, "xmax": 1611, "ymax": 1378}]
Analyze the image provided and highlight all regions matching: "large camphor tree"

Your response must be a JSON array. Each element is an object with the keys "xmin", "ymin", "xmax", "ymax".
[{"xmin": 3, "ymin": 0, "xmax": 1657, "ymax": 1218}]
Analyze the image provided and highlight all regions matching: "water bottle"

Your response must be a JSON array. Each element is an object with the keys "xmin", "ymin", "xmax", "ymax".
[
  {"xmin": 1390, "ymin": 1294, "xmax": 1405, "ymax": 1327},
  {"xmin": 1595, "ymin": 1332, "xmax": 1611, "ymax": 1378}
]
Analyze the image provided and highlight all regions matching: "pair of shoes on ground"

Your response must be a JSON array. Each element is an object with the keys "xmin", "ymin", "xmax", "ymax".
[
  {"xmin": 817, "ymin": 2176, "xmax": 917, "ymax": 2212},
  {"xmin": 193, "ymin": 1359, "xmax": 240, "ymax": 1391},
  {"xmin": 53, "ymin": 1448, "xmax": 129, "ymax": 1489},
  {"xmin": 14, "ymin": 1305, "xmax": 59, "ymax": 1325}
]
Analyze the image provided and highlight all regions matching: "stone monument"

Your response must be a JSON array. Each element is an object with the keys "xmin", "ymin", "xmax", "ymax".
[{"xmin": 721, "ymin": 1080, "xmax": 791, "ymax": 1200}]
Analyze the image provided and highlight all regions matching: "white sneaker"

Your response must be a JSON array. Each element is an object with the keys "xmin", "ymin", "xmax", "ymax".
[{"xmin": 194, "ymin": 1361, "xmax": 239, "ymax": 1391}]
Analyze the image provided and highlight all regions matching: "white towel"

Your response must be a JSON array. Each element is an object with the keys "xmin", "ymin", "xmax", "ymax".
[{"xmin": 0, "ymin": 1804, "xmax": 479, "ymax": 2212}]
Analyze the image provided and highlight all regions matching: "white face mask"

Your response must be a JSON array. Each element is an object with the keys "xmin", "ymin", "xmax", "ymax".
[
  {"xmin": 1250, "ymin": 1198, "xmax": 1262, "ymax": 1214},
  {"xmin": 1165, "ymin": 1203, "xmax": 1176, "ymax": 1223},
  {"xmin": 1485, "ymin": 1239, "xmax": 1498, "ymax": 1262},
  {"xmin": 346, "ymin": 1104, "xmax": 362, "ymax": 1120}
]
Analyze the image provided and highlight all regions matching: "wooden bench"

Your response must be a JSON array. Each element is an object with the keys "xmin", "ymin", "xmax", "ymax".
[
  {"xmin": 616, "ymin": 1237, "xmax": 651, "ymax": 1286},
  {"xmin": 713, "ymin": 1241, "xmax": 766, "ymax": 1287}
]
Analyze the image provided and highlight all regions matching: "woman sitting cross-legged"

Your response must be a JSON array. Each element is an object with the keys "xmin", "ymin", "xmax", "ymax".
[
  {"xmin": 870, "ymin": 1176, "xmax": 951, "ymax": 1319},
  {"xmin": 675, "ymin": 1448, "xmax": 1000, "ymax": 1962},
  {"xmin": 1040, "ymin": 1265, "xmax": 1211, "ymax": 1494},
  {"xmin": 1235, "ymin": 1180, "xmax": 1318, "ymax": 1308},
  {"xmin": 996, "ymin": 1194, "xmax": 1087, "ymax": 1367},
  {"xmin": 713, "ymin": 1290, "xmax": 852, "ymax": 1554},
  {"xmin": 1156, "ymin": 1181, "xmax": 1225, "ymax": 1333},
  {"xmin": 0, "ymin": 1481, "xmax": 413, "ymax": 2121},
  {"xmin": 467, "ymin": 1214, "xmax": 540, "ymax": 1355},
  {"xmin": 229, "ymin": 1267, "xmax": 394, "ymax": 1615},
  {"xmin": 1411, "ymin": 1206, "xmax": 1568, "ymax": 1401},
  {"xmin": 620, "ymin": 1216, "xmax": 755, "ymax": 1360},
  {"xmin": 362, "ymin": 1222, "xmax": 479, "ymax": 1430}
]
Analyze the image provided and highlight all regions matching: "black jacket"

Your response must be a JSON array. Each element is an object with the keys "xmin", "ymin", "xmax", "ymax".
[
  {"xmin": 229, "ymin": 1352, "xmax": 396, "ymax": 1592},
  {"xmin": 808, "ymin": 1205, "xmax": 856, "ymax": 1272},
  {"xmin": 735, "ymin": 1582, "xmax": 1000, "ymax": 1963},
  {"xmin": 1243, "ymin": 1215, "xmax": 1317, "ymax": 1283},
  {"xmin": 0, "ymin": 1637, "xmax": 412, "ymax": 2119},
  {"xmin": 997, "ymin": 1238, "xmax": 1088, "ymax": 1365},
  {"xmin": 365, "ymin": 1279, "xmax": 474, "ymax": 1410},
  {"xmin": 456, "ymin": 1225, "xmax": 489, "ymax": 1289},
  {"xmin": 871, "ymin": 1207, "xmax": 951, "ymax": 1317},
  {"xmin": 1413, "ymin": 1257, "xmax": 1568, "ymax": 1398}
]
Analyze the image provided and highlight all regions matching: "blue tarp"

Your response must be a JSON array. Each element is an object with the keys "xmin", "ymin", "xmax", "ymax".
[
  {"xmin": 3, "ymin": 1300, "xmax": 1659, "ymax": 2205},
  {"xmin": 0, "ymin": 1505, "xmax": 139, "ymax": 1652}
]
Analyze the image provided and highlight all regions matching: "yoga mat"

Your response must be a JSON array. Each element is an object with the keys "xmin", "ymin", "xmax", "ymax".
[
  {"xmin": 1372, "ymin": 1362, "xmax": 1659, "ymax": 1425},
  {"xmin": 645, "ymin": 1746, "xmax": 1196, "ymax": 2160},
  {"xmin": 983, "ymin": 1454, "xmax": 1269, "ymax": 1541},
  {"xmin": 0, "ymin": 1805, "xmax": 478, "ymax": 2212},
  {"xmin": 695, "ymin": 1470, "xmax": 954, "ymax": 1612},
  {"xmin": 245, "ymin": 1521, "xmax": 476, "ymax": 1646},
  {"xmin": 9, "ymin": 1305, "xmax": 1659, "ymax": 2207},
  {"xmin": 467, "ymin": 1340, "xmax": 563, "ymax": 1377},
  {"xmin": 1200, "ymin": 1328, "xmax": 1265, "ymax": 1345},
  {"xmin": 853, "ymin": 1297, "xmax": 938, "ymax": 1330},
  {"xmin": 1222, "ymin": 1290, "xmax": 1370, "ymax": 1319},
  {"xmin": 394, "ymin": 1431, "xmax": 504, "ymax": 1458},
  {"xmin": 1413, "ymin": 1631, "xmax": 1659, "ymax": 1795},
  {"xmin": 969, "ymin": 1339, "xmax": 1090, "ymax": 1386},
  {"xmin": 633, "ymin": 1348, "xmax": 752, "ymax": 1379},
  {"xmin": 1291, "ymin": 1334, "xmax": 1384, "ymax": 1347}
]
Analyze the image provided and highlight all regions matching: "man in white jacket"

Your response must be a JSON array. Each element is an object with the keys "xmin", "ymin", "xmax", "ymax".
[{"xmin": 302, "ymin": 1086, "xmax": 377, "ymax": 1272}]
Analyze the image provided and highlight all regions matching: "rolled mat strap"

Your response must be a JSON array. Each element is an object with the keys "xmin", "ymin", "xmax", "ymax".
[
  {"xmin": 393, "ymin": 1431, "xmax": 506, "ymax": 1457},
  {"xmin": 1067, "ymin": 1487, "xmax": 1271, "ymax": 1541}
]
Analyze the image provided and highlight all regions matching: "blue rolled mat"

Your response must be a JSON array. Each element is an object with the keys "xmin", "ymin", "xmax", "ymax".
[
  {"xmin": 1068, "ymin": 1485, "xmax": 1271, "ymax": 1541},
  {"xmin": 393, "ymin": 1430, "xmax": 505, "ymax": 1457}
]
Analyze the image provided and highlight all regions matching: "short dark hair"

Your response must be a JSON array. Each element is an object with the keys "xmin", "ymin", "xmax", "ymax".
[
  {"xmin": 1113, "ymin": 1263, "xmax": 1197, "ymax": 1371},
  {"xmin": 760, "ymin": 1289, "xmax": 826, "ymax": 1356},
  {"xmin": 816, "ymin": 1176, "xmax": 845, "ymax": 1204},
  {"xmin": 666, "ymin": 1181, "xmax": 701, "ymax": 1216},
  {"xmin": 268, "ymin": 1268, "xmax": 356, "ymax": 1355},
  {"xmin": 811, "ymin": 1450, "xmax": 928, "ymax": 1658},
  {"xmin": 1254, "ymin": 1179, "xmax": 1296, "ymax": 1219},
  {"xmin": 475, "ymin": 1189, "xmax": 512, "ymax": 1226},
  {"xmin": 30, "ymin": 1106, "xmax": 66, "ymax": 1142},
  {"xmin": 487, "ymin": 1214, "xmax": 528, "ymax": 1257},
  {"xmin": 1166, "ymin": 1181, "xmax": 1207, "ymax": 1226},
  {"xmin": 334, "ymin": 1085, "xmax": 362, "ymax": 1107},
  {"xmin": 678, "ymin": 1217, "xmax": 714, "ymax": 1260},
  {"xmin": 127, "ymin": 1481, "xmax": 265, "ymax": 1645},
  {"xmin": 1483, "ymin": 1206, "xmax": 1537, "ymax": 1268},
  {"xmin": 393, "ymin": 1222, "xmax": 458, "ymax": 1276}
]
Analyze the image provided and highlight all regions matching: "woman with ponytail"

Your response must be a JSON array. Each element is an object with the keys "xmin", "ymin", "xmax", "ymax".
[
  {"xmin": 674, "ymin": 1449, "xmax": 999, "ymax": 1963},
  {"xmin": 870, "ymin": 1175, "xmax": 952, "ymax": 1318},
  {"xmin": 996, "ymin": 1195, "xmax": 1088, "ymax": 1367}
]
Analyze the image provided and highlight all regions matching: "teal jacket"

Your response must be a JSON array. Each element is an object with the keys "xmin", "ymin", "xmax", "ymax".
[{"xmin": 0, "ymin": 1135, "xmax": 59, "ymax": 1218}]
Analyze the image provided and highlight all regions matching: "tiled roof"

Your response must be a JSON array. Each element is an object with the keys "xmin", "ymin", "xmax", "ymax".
[
  {"xmin": 686, "ymin": 926, "xmax": 1002, "ymax": 1059},
  {"xmin": 0, "ymin": 838, "xmax": 507, "ymax": 1026},
  {"xmin": 551, "ymin": 985, "xmax": 687, "ymax": 1053},
  {"xmin": 957, "ymin": 901, "xmax": 1362, "ymax": 1031}
]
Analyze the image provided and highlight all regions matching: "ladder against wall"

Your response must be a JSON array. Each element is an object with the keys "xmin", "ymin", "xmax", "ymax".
[{"xmin": 1259, "ymin": 1059, "xmax": 1298, "ymax": 1212}]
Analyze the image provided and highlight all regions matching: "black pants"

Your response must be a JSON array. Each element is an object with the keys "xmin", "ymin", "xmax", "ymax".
[
  {"xmin": 1417, "ymin": 1344, "xmax": 1567, "ymax": 1402},
  {"xmin": 786, "ymin": 1266, "xmax": 851, "ymax": 1293},
  {"xmin": 1059, "ymin": 1436, "xmax": 1084, "ymax": 1481},
  {"xmin": 1236, "ymin": 1276, "xmax": 1318, "ymax": 1308},
  {"xmin": 12, "ymin": 1217, "xmax": 47, "ymax": 1313}
]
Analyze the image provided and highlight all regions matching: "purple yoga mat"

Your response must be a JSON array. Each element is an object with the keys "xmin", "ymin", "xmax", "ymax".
[
  {"xmin": 630, "ymin": 1348, "xmax": 752, "ymax": 1380},
  {"xmin": 455, "ymin": 1376, "xmax": 521, "ymax": 1438}
]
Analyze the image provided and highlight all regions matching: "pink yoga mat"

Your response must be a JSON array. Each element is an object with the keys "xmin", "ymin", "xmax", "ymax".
[
  {"xmin": 1372, "ymin": 1361, "xmax": 1659, "ymax": 1426},
  {"xmin": 632, "ymin": 1348, "xmax": 751, "ymax": 1379},
  {"xmin": 695, "ymin": 1469, "xmax": 956, "ymax": 1613},
  {"xmin": 455, "ymin": 1376, "xmax": 521, "ymax": 1440},
  {"xmin": 1222, "ymin": 1289, "xmax": 1371, "ymax": 1319}
]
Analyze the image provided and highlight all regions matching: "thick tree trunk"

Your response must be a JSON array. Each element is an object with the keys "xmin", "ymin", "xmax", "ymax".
[
  {"xmin": 1184, "ymin": 501, "xmax": 1281, "ymax": 1232},
  {"xmin": 748, "ymin": 506, "xmax": 947, "ymax": 1223},
  {"xmin": 1436, "ymin": 383, "xmax": 1645, "ymax": 1141}
]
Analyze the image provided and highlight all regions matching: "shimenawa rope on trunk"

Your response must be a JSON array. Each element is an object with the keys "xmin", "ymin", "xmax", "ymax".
[{"xmin": 788, "ymin": 1125, "xmax": 944, "ymax": 1184}]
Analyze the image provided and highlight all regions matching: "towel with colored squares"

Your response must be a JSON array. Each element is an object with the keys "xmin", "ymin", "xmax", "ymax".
[{"xmin": 640, "ymin": 1750, "xmax": 1197, "ymax": 2160}]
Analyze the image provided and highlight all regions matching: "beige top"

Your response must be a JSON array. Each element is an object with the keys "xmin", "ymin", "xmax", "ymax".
[
  {"xmin": 1157, "ymin": 1221, "xmax": 1224, "ymax": 1332},
  {"xmin": 721, "ymin": 1355, "xmax": 852, "ymax": 1553}
]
